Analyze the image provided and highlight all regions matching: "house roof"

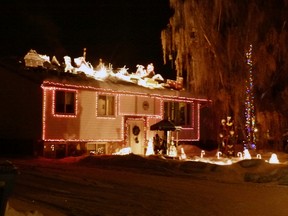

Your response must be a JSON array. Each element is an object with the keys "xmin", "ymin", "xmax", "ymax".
[
  {"xmin": 42, "ymin": 73, "xmax": 198, "ymax": 100},
  {"xmin": 0, "ymin": 55, "xmax": 210, "ymax": 103}
]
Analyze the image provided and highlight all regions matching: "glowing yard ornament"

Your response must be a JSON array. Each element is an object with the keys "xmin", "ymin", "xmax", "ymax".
[
  {"xmin": 145, "ymin": 139, "xmax": 154, "ymax": 156},
  {"xmin": 168, "ymin": 146, "xmax": 177, "ymax": 157},
  {"xmin": 256, "ymin": 154, "xmax": 262, "ymax": 159},
  {"xmin": 237, "ymin": 152, "xmax": 243, "ymax": 160},
  {"xmin": 167, "ymin": 138, "xmax": 177, "ymax": 157},
  {"xmin": 113, "ymin": 147, "xmax": 132, "ymax": 155},
  {"xmin": 243, "ymin": 149, "xmax": 251, "ymax": 159},
  {"xmin": 179, "ymin": 148, "xmax": 187, "ymax": 160},
  {"xmin": 200, "ymin": 150, "xmax": 205, "ymax": 158},
  {"xmin": 216, "ymin": 151, "xmax": 222, "ymax": 159},
  {"xmin": 268, "ymin": 153, "xmax": 279, "ymax": 164}
]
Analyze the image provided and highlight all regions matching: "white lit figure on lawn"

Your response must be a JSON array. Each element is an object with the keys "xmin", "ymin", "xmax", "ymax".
[
  {"xmin": 179, "ymin": 147, "xmax": 187, "ymax": 160},
  {"xmin": 167, "ymin": 137, "xmax": 177, "ymax": 157},
  {"xmin": 145, "ymin": 139, "xmax": 155, "ymax": 156}
]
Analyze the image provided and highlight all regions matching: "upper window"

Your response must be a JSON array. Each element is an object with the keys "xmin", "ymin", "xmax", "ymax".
[
  {"xmin": 164, "ymin": 101, "xmax": 192, "ymax": 126},
  {"xmin": 55, "ymin": 90, "xmax": 76, "ymax": 115},
  {"xmin": 97, "ymin": 95, "xmax": 115, "ymax": 116}
]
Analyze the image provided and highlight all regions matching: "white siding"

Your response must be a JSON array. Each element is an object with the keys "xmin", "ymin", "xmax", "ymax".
[
  {"xmin": 135, "ymin": 96, "xmax": 155, "ymax": 115},
  {"xmin": 119, "ymin": 95, "xmax": 159, "ymax": 116},
  {"xmin": 44, "ymin": 89, "xmax": 122, "ymax": 141},
  {"xmin": 119, "ymin": 95, "xmax": 136, "ymax": 114},
  {"xmin": 43, "ymin": 85, "xmax": 201, "ymax": 143}
]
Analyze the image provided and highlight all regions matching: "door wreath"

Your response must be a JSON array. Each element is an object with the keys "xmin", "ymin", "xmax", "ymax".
[{"xmin": 132, "ymin": 125, "xmax": 140, "ymax": 136}]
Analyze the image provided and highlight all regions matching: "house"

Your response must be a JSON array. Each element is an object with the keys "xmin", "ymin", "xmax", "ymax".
[{"xmin": 0, "ymin": 51, "xmax": 210, "ymax": 158}]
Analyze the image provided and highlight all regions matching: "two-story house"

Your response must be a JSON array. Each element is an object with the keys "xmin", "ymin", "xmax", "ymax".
[{"xmin": 0, "ymin": 51, "xmax": 210, "ymax": 158}]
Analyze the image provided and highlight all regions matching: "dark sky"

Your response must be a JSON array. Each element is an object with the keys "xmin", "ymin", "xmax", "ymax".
[{"xmin": 0, "ymin": 0, "xmax": 173, "ymax": 76}]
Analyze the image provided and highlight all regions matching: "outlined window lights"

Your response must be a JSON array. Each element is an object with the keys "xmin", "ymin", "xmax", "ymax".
[{"xmin": 54, "ymin": 90, "xmax": 76, "ymax": 115}]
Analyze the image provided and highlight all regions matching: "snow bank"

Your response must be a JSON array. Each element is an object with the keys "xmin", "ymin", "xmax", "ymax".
[
  {"xmin": 5, "ymin": 202, "xmax": 43, "ymax": 216},
  {"xmin": 7, "ymin": 149, "xmax": 288, "ymax": 215},
  {"xmin": 74, "ymin": 152, "xmax": 288, "ymax": 185}
]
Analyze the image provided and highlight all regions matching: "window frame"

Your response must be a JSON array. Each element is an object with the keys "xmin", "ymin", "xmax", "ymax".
[
  {"xmin": 164, "ymin": 101, "xmax": 192, "ymax": 126},
  {"xmin": 96, "ymin": 94, "xmax": 116, "ymax": 117},
  {"xmin": 54, "ymin": 90, "xmax": 77, "ymax": 116}
]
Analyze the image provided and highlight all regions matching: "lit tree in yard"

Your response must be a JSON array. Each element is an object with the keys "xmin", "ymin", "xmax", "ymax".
[
  {"xmin": 245, "ymin": 44, "xmax": 256, "ymax": 149},
  {"xmin": 162, "ymin": 0, "xmax": 288, "ymax": 151}
]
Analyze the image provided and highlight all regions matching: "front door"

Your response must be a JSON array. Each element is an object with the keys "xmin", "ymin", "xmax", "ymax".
[{"xmin": 126, "ymin": 118, "xmax": 145, "ymax": 155}]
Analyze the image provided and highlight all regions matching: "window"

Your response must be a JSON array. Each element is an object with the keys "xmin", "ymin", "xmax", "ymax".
[
  {"xmin": 164, "ymin": 101, "xmax": 191, "ymax": 126},
  {"xmin": 97, "ymin": 95, "xmax": 115, "ymax": 116},
  {"xmin": 55, "ymin": 90, "xmax": 76, "ymax": 114}
]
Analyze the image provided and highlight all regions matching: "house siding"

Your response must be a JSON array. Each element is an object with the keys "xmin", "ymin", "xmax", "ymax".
[
  {"xmin": 119, "ymin": 95, "xmax": 160, "ymax": 116},
  {"xmin": 44, "ymin": 89, "xmax": 123, "ymax": 141},
  {"xmin": 43, "ymin": 85, "xmax": 205, "ymax": 142}
]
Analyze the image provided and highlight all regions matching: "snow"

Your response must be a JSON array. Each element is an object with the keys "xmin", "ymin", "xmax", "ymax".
[
  {"xmin": 4, "ymin": 145, "xmax": 288, "ymax": 216},
  {"xmin": 5, "ymin": 202, "xmax": 43, "ymax": 216}
]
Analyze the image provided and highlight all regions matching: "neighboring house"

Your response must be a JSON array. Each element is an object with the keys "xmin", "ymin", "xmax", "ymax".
[{"xmin": 0, "ymin": 52, "xmax": 210, "ymax": 158}]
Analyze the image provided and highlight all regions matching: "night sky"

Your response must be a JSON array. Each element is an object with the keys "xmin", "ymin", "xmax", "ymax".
[{"xmin": 0, "ymin": 0, "xmax": 173, "ymax": 76}]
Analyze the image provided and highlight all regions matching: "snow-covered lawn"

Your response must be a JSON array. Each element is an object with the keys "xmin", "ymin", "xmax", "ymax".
[{"xmin": 4, "ymin": 146, "xmax": 288, "ymax": 216}]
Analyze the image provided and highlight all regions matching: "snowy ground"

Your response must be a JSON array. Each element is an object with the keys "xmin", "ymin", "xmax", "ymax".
[{"xmin": 4, "ymin": 145, "xmax": 288, "ymax": 216}]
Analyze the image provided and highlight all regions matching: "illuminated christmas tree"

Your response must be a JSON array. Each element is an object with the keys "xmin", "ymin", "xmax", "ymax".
[{"xmin": 244, "ymin": 44, "xmax": 256, "ymax": 149}]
